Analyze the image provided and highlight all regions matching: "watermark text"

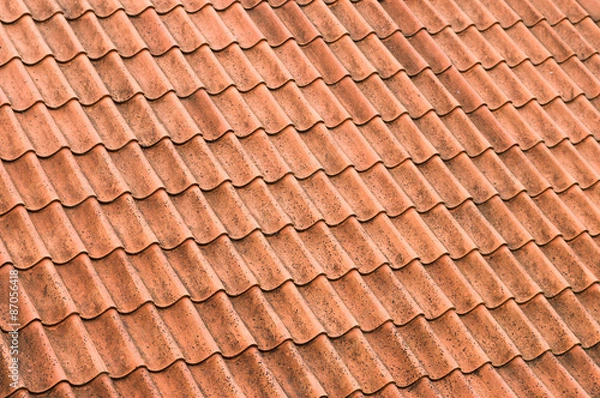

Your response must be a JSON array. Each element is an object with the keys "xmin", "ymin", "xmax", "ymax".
[{"xmin": 7, "ymin": 269, "xmax": 19, "ymax": 388}]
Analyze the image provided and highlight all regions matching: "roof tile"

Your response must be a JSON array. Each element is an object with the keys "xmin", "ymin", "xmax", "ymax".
[
  {"xmin": 358, "ymin": 119, "xmax": 410, "ymax": 168},
  {"xmin": 550, "ymin": 289, "xmax": 600, "ymax": 347},
  {"xmin": 272, "ymin": 40, "xmax": 321, "ymax": 87},
  {"xmin": 478, "ymin": 195, "xmax": 534, "ymax": 249},
  {"xmin": 382, "ymin": 31, "xmax": 427, "ymax": 76},
  {"xmin": 15, "ymin": 103, "xmax": 68, "ymax": 157},
  {"xmin": 401, "ymin": 315, "xmax": 459, "ymax": 378},
  {"xmin": 466, "ymin": 0, "xmax": 521, "ymax": 28},
  {"xmin": 329, "ymin": 0, "xmax": 373, "ymax": 41},
  {"xmin": 531, "ymin": 350, "xmax": 593, "ymax": 396},
  {"xmin": 539, "ymin": 236, "xmax": 599, "ymax": 291},
  {"xmin": 90, "ymin": 249, "xmax": 152, "ymax": 312},
  {"xmin": 297, "ymin": 335, "xmax": 361, "ymax": 397},
  {"xmin": 331, "ymin": 35, "xmax": 378, "ymax": 82},
  {"xmin": 299, "ymin": 221, "xmax": 357, "ymax": 278},
  {"xmin": 264, "ymin": 281, "xmax": 323, "ymax": 342},
  {"xmin": 246, "ymin": 1, "xmax": 291, "ymax": 47},
  {"xmin": 0, "ymin": 161, "xmax": 23, "ymax": 215},
  {"xmin": 4, "ymin": 152, "xmax": 59, "ymax": 211},
  {"xmin": 159, "ymin": 6, "xmax": 205, "ymax": 52},
  {"xmin": 232, "ymin": 231, "xmax": 292, "ymax": 290},
  {"xmin": 136, "ymin": 189, "xmax": 193, "ymax": 249},
  {"xmin": 92, "ymin": 52, "xmax": 142, "ymax": 102},
  {"xmin": 229, "ymin": 347, "xmax": 290, "ymax": 396},
  {"xmin": 230, "ymin": 286, "xmax": 291, "ymax": 350},
  {"xmin": 131, "ymin": 8, "xmax": 177, "ymax": 55},
  {"xmin": 7, "ymin": 322, "xmax": 65, "ymax": 393},
  {"xmin": 356, "ymin": 34, "xmax": 403, "ymax": 78},
  {"xmin": 28, "ymin": 201, "xmax": 88, "ymax": 263},
  {"xmin": 560, "ymin": 184, "xmax": 600, "ymax": 236},
  {"xmin": 462, "ymin": 305, "xmax": 521, "ymax": 365},
  {"xmin": 534, "ymin": 189, "xmax": 587, "ymax": 239},
  {"xmin": 15, "ymin": 259, "xmax": 75, "ymax": 326},
  {"xmin": 123, "ymin": 51, "xmax": 173, "ymax": 100},
  {"xmin": 429, "ymin": 311, "xmax": 489, "ymax": 372},
  {"xmin": 332, "ymin": 328, "xmax": 395, "ymax": 393},
  {"xmin": 102, "ymin": 194, "xmax": 158, "ymax": 253},
  {"xmin": 468, "ymin": 106, "xmax": 517, "ymax": 152},
  {"xmin": 434, "ymin": 27, "xmax": 480, "ymax": 71},
  {"xmin": 445, "ymin": 152, "xmax": 497, "ymax": 203},
  {"xmin": 198, "ymin": 235, "xmax": 257, "ymax": 295},
  {"xmin": 168, "ymin": 179, "xmax": 228, "ymax": 236},
  {"xmin": 4, "ymin": 16, "xmax": 51, "ymax": 65},
  {"xmin": 330, "ymin": 168, "xmax": 384, "ymax": 221},
  {"xmin": 362, "ymin": 264, "xmax": 423, "ymax": 325},
  {"xmin": 402, "ymin": 0, "xmax": 448, "ymax": 35},
  {"xmin": 274, "ymin": 1, "xmax": 320, "ymax": 46},
  {"xmin": 559, "ymin": 345, "xmax": 600, "ymax": 396},
  {"xmin": 0, "ymin": 25, "xmax": 19, "ymax": 69},
  {"xmin": 395, "ymin": 259, "xmax": 454, "ymax": 318},
  {"xmin": 189, "ymin": 5, "xmax": 237, "ymax": 50},
  {"xmin": 0, "ymin": 0, "xmax": 29, "ymax": 23},
  {"xmin": 498, "ymin": 145, "xmax": 551, "ymax": 196},
  {"xmin": 420, "ymin": 204, "xmax": 476, "ymax": 259},
  {"xmin": 303, "ymin": 78, "xmax": 353, "ymax": 126},
  {"xmin": 426, "ymin": 254, "xmax": 484, "ymax": 314},
  {"xmin": 332, "ymin": 270, "xmax": 391, "ymax": 331},
  {"xmin": 215, "ymin": 45, "xmax": 263, "ymax": 92},
  {"xmin": 54, "ymin": 254, "xmax": 114, "ymax": 319},
  {"xmin": 0, "ymin": 59, "xmax": 43, "ymax": 111},
  {"xmin": 513, "ymin": 241, "xmax": 571, "ymax": 297},
  {"xmin": 244, "ymin": 42, "xmax": 293, "ymax": 89},
  {"xmin": 301, "ymin": 0, "xmax": 348, "ymax": 43},
  {"xmin": 329, "ymin": 119, "xmax": 381, "ymax": 170},
  {"xmin": 451, "ymin": 201, "xmax": 505, "ymax": 254}
]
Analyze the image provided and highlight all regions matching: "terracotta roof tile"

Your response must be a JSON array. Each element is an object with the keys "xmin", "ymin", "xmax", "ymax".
[{"xmin": 3, "ymin": 0, "xmax": 600, "ymax": 396}]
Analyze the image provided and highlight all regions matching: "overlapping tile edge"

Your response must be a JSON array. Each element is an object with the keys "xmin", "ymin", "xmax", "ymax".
[{"xmin": 0, "ymin": 0, "xmax": 600, "ymax": 396}]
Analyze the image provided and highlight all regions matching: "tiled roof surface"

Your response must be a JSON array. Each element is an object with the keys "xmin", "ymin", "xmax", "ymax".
[{"xmin": 1, "ymin": 0, "xmax": 600, "ymax": 396}]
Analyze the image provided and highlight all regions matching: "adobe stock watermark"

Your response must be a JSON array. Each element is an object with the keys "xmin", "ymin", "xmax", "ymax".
[{"xmin": 7, "ymin": 269, "xmax": 20, "ymax": 389}]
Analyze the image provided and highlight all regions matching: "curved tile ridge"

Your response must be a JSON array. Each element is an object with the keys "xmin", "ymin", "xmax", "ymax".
[
  {"xmin": 2, "ymin": 23, "xmax": 596, "ymax": 153},
  {"xmin": 5, "ymin": 105, "xmax": 594, "ymax": 204},
  {"xmin": 1, "ymin": 6, "xmax": 596, "ymax": 90},
  {"xmin": 3, "ymin": 230, "xmax": 598, "ymax": 336},
  {"xmin": 0, "ymin": 67, "xmax": 595, "ymax": 153},
  {"xmin": 12, "ymin": 52, "xmax": 583, "ymax": 129},
  {"xmin": 427, "ymin": 24, "xmax": 599, "ymax": 76},
  {"xmin": 0, "ymin": 115, "xmax": 595, "ymax": 197},
  {"xmin": 2, "ymin": 144, "xmax": 599, "ymax": 275},
  {"xmin": 376, "ymin": 0, "xmax": 592, "ymax": 38},
  {"xmin": 0, "ymin": 0, "xmax": 594, "ymax": 82},
  {"xmin": 0, "ymin": 0, "xmax": 263, "ymax": 23},
  {"xmin": 5, "ymin": 342, "xmax": 598, "ymax": 398},
  {"xmin": 1, "ymin": 102, "xmax": 598, "ymax": 190},
  {"xmin": 2, "ymin": 295, "xmax": 598, "ymax": 398}
]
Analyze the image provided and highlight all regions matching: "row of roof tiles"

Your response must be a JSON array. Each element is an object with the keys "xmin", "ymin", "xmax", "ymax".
[
  {"xmin": 1, "ymin": 158, "xmax": 599, "ymax": 266},
  {"xmin": 1, "ymin": 17, "xmax": 600, "ymax": 110},
  {"xmin": 1, "ymin": 52, "xmax": 600, "ymax": 126},
  {"xmin": 0, "ymin": 0, "xmax": 598, "ymax": 29},
  {"xmin": 1, "ymin": 233, "xmax": 599, "ymax": 327},
  {"xmin": 0, "ymin": 0, "xmax": 599, "ymax": 118},
  {"xmin": 2, "ymin": 131, "xmax": 600, "ymax": 209},
  {"xmin": 2, "ymin": 274, "xmax": 599, "ymax": 395},
  {"xmin": 6, "ymin": 344, "xmax": 599, "ymax": 398},
  {"xmin": 1, "ymin": 94, "xmax": 599, "ymax": 166},
  {"xmin": 1, "ymin": 1, "xmax": 600, "ymax": 63}
]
